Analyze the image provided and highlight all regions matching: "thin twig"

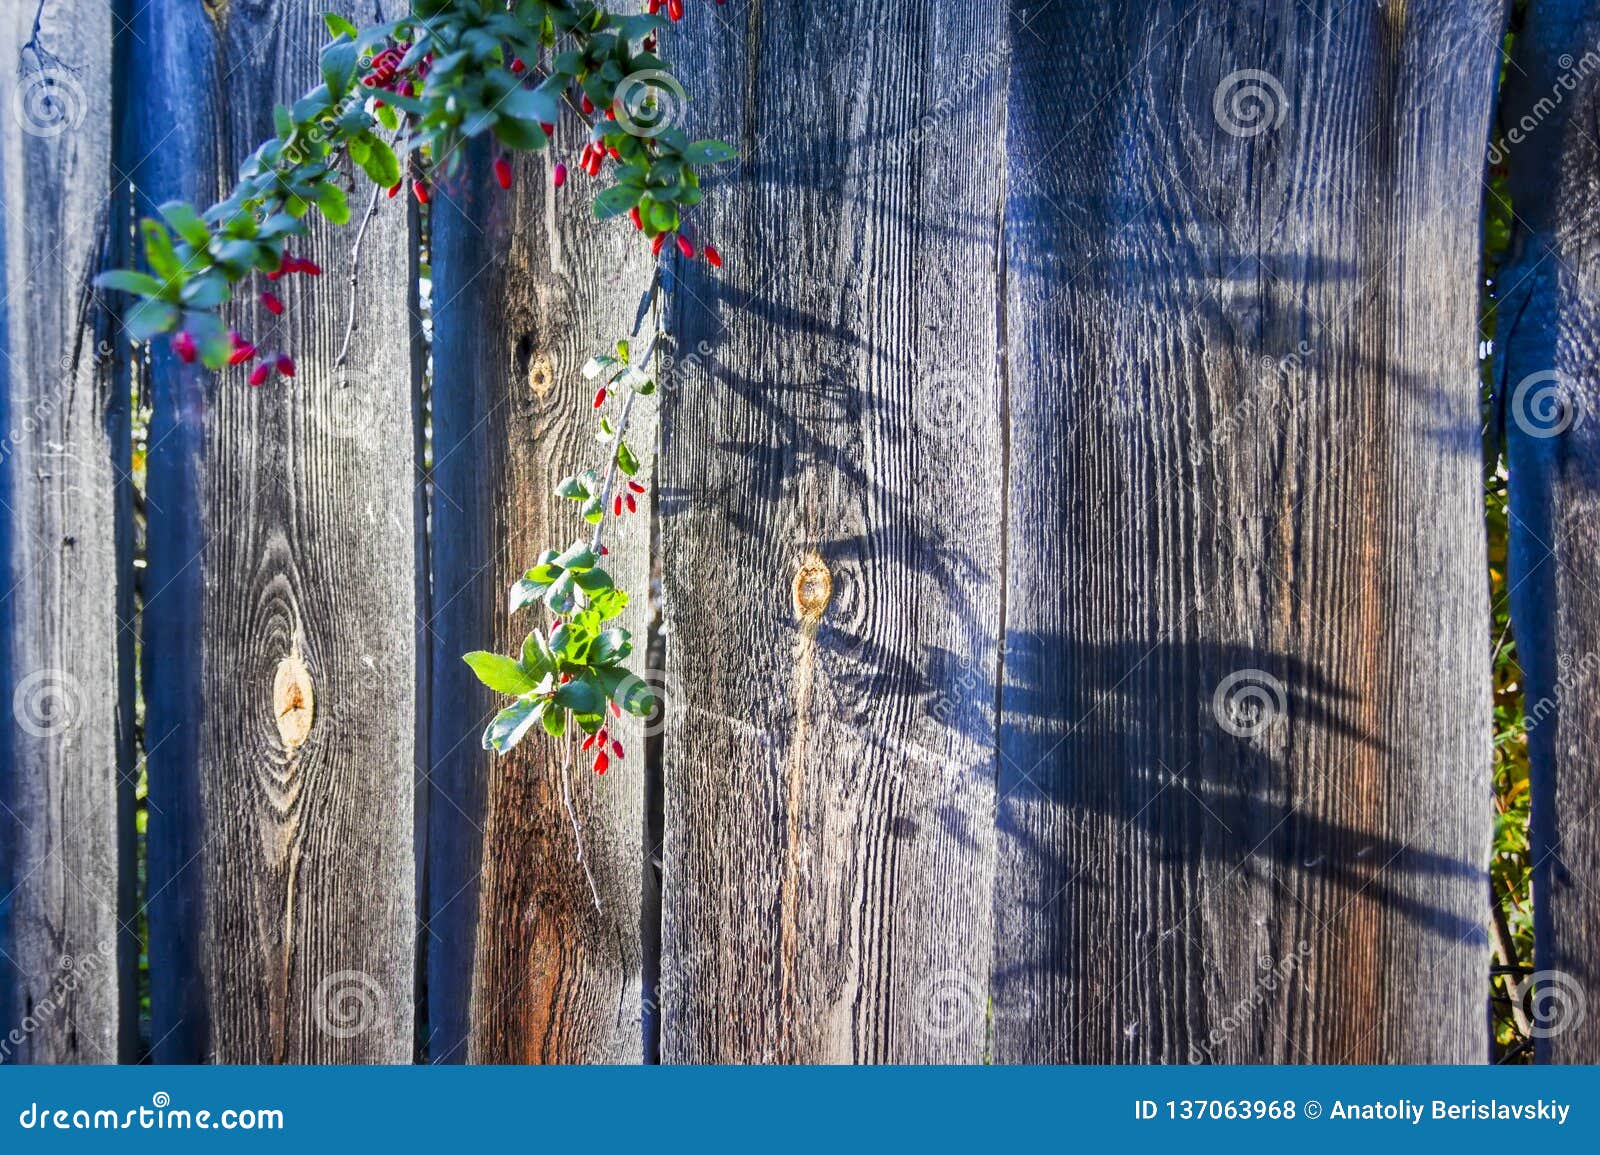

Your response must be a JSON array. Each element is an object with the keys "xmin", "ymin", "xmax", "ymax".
[
  {"xmin": 1490, "ymin": 888, "xmax": 1533, "ymax": 1039},
  {"xmin": 332, "ymin": 181, "xmax": 385, "ymax": 370},
  {"xmin": 561, "ymin": 740, "xmax": 603, "ymax": 913}
]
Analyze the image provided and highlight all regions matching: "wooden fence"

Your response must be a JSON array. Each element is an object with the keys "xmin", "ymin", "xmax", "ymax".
[{"xmin": 1, "ymin": 0, "xmax": 1594, "ymax": 1064}]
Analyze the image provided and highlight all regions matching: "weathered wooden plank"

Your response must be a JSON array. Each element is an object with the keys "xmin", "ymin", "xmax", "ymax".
[
  {"xmin": 659, "ymin": 1, "xmax": 1007, "ymax": 1062},
  {"xmin": 427, "ymin": 143, "xmax": 651, "ymax": 1063},
  {"xmin": 1498, "ymin": 0, "xmax": 1600, "ymax": 1064},
  {"xmin": 134, "ymin": 0, "xmax": 415, "ymax": 1063},
  {"xmin": 0, "ymin": 0, "xmax": 134, "ymax": 1064},
  {"xmin": 994, "ymin": 0, "xmax": 1499, "ymax": 1062}
]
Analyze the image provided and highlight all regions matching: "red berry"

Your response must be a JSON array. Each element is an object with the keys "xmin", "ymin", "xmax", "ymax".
[
  {"xmin": 172, "ymin": 331, "xmax": 197, "ymax": 364},
  {"xmin": 510, "ymin": 57, "xmax": 526, "ymax": 75},
  {"xmin": 413, "ymin": 179, "xmax": 430, "ymax": 205},
  {"xmin": 593, "ymin": 387, "xmax": 607, "ymax": 408},
  {"xmin": 669, "ymin": 0, "xmax": 684, "ymax": 19},
  {"xmin": 628, "ymin": 480, "xmax": 646, "ymax": 494},
  {"xmin": 652, "ymin": 232, "xmax": 668, "ymax": 256},
  {"xmin": 553, "ymin": 162, "xmax": 568, "ymax": 188},
  {"xmin": 593, "ymin": 750, "xmax": 609, "ymax": 775},
  {"xmin": 613, "ymin": 495, "xmax": 623, "ymax": 516},
  {"xmin": 297, "ymin": 259, "xmax": 323, "ymax": 276},
  {"xmin": 494, "ymin": 155, "xmax": 512, "ymax": 189},
  {"xmin": 249, "ymin": 362, "xmax": 272, "ymax": 387},
  {"xmin": 705, "ymin": 244, "xmax": 723, "ymax": 268},
  {"xmin": 582, "ymin": 732, "xmax": 596, "ymax": 751},
  {"xmin": 541, "ymin": 122, "xmax": 555, "ymax": 136},
  {"xmin": 581, "ymin": 93, "xmax": 594, "ymax": 115},
  {"xmin": 676, "ymin": 234, "xmax": 695, "ymax": 259},
  {"xmin": 612, "ymin": 740, "xmax": 623, "ymax": 758},
  {"xmin": 261, "ymin": 291, "xmax": 285, "ymax": 315},
  {"xmin": 629, "ymin": 206, "xmax": 643, "ymax": 231},
  {"xmin": 625, "ymin": 493, "xmax": 637, "ymax": 513},
  {"xmin": 276, "ymin": 354, "xmax": 296, "ymax": 378},
  {"xmin": 609, "ymin": 700, "xmax": 621, "ymax": 718},
  {"xmin": 228, "ymin": 332, "xmax": 258, "ymax": 366},
  {"xmin": 387, "ymin": 183, "xmax": 401, "ymax": 198}
]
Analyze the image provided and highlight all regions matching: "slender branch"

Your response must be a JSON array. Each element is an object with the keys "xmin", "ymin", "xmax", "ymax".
[
  {"xmin": 589, "ymin": 277, "xmax": 661, "ymax": 556},
  {"xmin": 333, "ymin": 181, "xmax": 386, "ymax": 369},
  {"xmin": 1490, "ymin": 889, "xmax": 1533, "ymax": 1039},
  {"xmin": 561, "ymin": 739, "xmax": 603, "ymax": 913}
]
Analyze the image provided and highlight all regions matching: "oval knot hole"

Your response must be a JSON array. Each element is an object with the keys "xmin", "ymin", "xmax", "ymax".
[
  {"xmin": 273, "ymin": 654, "xmax": 315, "ymax": 751},
  {"xmin": 528, "ymin": 353, "xmax": 555, "ymax": 398},
  {"xmin": 792, "ymin": 555, "xmax": 832, "ymax": 622}
]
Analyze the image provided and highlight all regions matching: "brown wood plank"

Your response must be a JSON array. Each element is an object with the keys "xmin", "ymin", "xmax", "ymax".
[
  {"xmin": 136, "ymin": 0, "xmax": 415, "ymax": 1063},
  {"xmin": 0, "ymin": 0, "xmax": 134, "ymax": 1064},
  {"xmin": 1498, "ymin": 0, "xmax": 1600, "ymax": 1064},
  {"xmin": 426, "ymin": 143, "xmax": 652, "ymax": 1062},
  {"xmin": 993, "ymin": 0, "xmax": 1499, "ymax": 1062},
  {"xmin": 658, "ymin": 1, "xmax": 1007, "ymax": 1062}
]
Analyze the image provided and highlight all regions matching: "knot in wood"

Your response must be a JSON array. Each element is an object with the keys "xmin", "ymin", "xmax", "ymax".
[
  {"xmin": 792, "ymin": 555, "xmax": 832, "ymax": 621},
  {"xmin": 273, "ymin": 654, "xmax": 315, "ymax": 751},
  {"xmin": 527, "ymin": 354, "xmax": 555, "ymax": 398}
]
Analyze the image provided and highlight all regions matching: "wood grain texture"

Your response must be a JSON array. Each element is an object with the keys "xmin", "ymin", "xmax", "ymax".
[
  {"xmin": 134, "ymin": 0, "xmax": 415, "ymax": 1063},
  {"xmin": 659, "ymin": 0, "xmax": 1007, "ymax": 1062},
  {"xmin": 994, "ymin": 0, "xmax": 1499, "ymax": 1062},
  {"xmin": 427, "ymin": 139, "xmax": 651, "ymax": 1063},
  {"xmin": 1498, "ymin": 0, "xmax": 1600, "ymax": 1065},
  {"xmin": 0, "ymin": 0, "xmax": 134, "ymax": 1065}
]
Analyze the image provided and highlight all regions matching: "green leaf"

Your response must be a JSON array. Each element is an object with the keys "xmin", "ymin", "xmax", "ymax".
[
  {"xmin": 540, "ymin": 704, "xmax": 567, "ymax": 738},
  {"xmin": 323, "ymin": 13, "xmax": 359, "ymax": 39},
  {"xmin": 463, "ymin": 651, "xmax": 542, "ymax": 696},
  {"xmin": 313, "ymin": 181, "xmax": 351, "ymax": 225},
  {"xmin": 616, "ymin": 441, "xmax": 640, "ymax": 477},
  {"xmin": 592, "ymin": 183, "xmax": 641, "ymax": 221},
  {"xmin": 482, "ymin": 697, "xmax": 543, "ymax": 752},
  {"xmin": 573, "ymin": 567, "xmax": 613, "ymax": 593},
  {"xmin": 353, "ymin": 133, "xmax": 401, "ymax": 187},
  {"xmin": 509, "ymin": 577, "xmax": 544, "ymax": 613},
  {"xmin": 683, "ymin": 139, "xmax": 739, "ymax": 166},
  {"xmin": 179, "ymin": 271, "xmax": 230, "ymax": 310},
  {"xmin": 545, "ymin": 571, "xmax": 579, "ymax": 614},
  {"xmin": 492, "ymin": 116, "xmax": 548, "ymax": 151},
  {"xmin": 553, "ymin": 677, "xmax": 604, "ymax": 717},
  {"xmin": 521, "ymin": 630, "xmax": 556, "ymax": 676},
  {"xmin": 94, "ymin": 269, "xmax": 164, "ymax": 297},
  {"xmin": 497, "ymin": 83, "xmax": 560, "ymax": 126},
  {"xmin": 158, "ymin": 201, "xmax": 212, "ymax": 249},
  {"xmin": 320, "ymin": 39, "xmax": 360, "ymax": 100},
  {"xmin": 554, "ymin": 543, "xmax": 597, "ymax": 571},
  {"xmin": 555, "ymin": 475, "xmax": 589, "ymax": 500},
  {"xmin": 592, "ymin": 628, "xmax": 632, "ymax": 666},
  {"xmin": 126, "ymin": 298, "xmax": 179, "ymax": 341},
  {"xmin": 140, "ymin": 220, "xmax": 180, "ymax": 282}
]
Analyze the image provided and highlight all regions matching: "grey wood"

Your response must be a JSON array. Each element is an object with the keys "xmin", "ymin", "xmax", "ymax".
[
  {"xmin": 0, "ymin": 0, "xmax": 134, "ymax": 1066},
  {"xmin": 993, "ymin": 0, "xmax": 1500, "ymax": 1062},
  {"xmin": 1498, "ymin": 0, "xmax": 1600, "ymax": 1065},
  {"xmin": 135, "ymin": 0, "xmax": 415, "ymax": 1063},
  {"xmin": 659, "ymin": 0, "xmax": 1007, "ymax": 1062}
]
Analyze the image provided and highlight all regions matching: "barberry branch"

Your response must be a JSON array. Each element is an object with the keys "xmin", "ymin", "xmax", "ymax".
[{"xmin": 332, "ymin": 180, "xmax": 386, "ymax": 370}]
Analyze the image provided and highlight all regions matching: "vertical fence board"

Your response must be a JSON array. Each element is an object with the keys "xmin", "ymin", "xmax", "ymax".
[
  {"xmin": 0, "ymin": 0, "xmax": 132, "ymax": 1064},
  {"xmin": 660, "ymin": 1, "xmax": 1007, "ymax": 1062},
  {"xmin": 135, "ymin": 0, "xmax": 415, "ymax": 1063},
  {"xmin": 1499, "ymin": 0, "xmax": 1600, "ymax": 1064},
  {"xmin": 993, "ymin": 0, "xmax": 1498, "ymax": 1063},
  {"xmin": 427, "ymin": 143, "xmax": 650, "ymax": 1062}
]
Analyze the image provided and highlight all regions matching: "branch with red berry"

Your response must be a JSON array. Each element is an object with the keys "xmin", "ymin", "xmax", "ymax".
[{"xmin": 94, "ymin": 2, "xmax": 734, "ymax": 813}]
